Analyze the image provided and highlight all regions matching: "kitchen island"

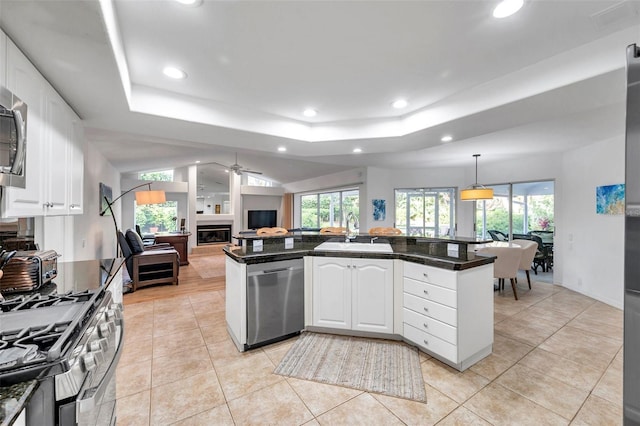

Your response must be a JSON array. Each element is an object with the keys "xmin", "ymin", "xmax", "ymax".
[{"xmin": 224, "ymin": 232, "xmax": 496, "ymax": 371}]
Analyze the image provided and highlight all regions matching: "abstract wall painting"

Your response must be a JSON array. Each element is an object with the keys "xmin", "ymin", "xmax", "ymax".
[
  {"xmin": 596, "ymin": 184, "xmax": 625, "ymax": 215},
  {"xmin": 372, "ymin": 199, "xmax": 386, "ymax": 221}
]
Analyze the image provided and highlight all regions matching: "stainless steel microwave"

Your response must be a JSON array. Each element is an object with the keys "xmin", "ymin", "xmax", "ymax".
[{"xmin": 0, "ymin": 86, "xmax": 26, "ymax": 188}]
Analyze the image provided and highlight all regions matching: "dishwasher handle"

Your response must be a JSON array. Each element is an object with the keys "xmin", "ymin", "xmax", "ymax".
[{"xmin": 248, "ymin": 265, "xmax": 304, "ymax": 276}]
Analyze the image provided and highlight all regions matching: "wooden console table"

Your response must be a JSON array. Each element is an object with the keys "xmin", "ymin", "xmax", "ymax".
[{"xmin": 155, "ymin": 232, "xmax": 191, "ymax": 266}]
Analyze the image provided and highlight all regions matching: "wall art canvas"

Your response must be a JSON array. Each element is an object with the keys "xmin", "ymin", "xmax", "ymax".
[
  {"xmin": 99, "ymin": 182, "xmax": 113, "ymax": 216},
  {"xmin": 372, "ymin": 199, "xmax": 386, "ymax": 221},
  {"xmin": 596, "ymin": 183, "xmax": 625, "ymax": 215}
]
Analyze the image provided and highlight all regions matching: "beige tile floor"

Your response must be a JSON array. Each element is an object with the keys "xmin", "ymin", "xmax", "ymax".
[{"xmin": 116, "ymin": 277, "xmax": 623, "ymax": 425}]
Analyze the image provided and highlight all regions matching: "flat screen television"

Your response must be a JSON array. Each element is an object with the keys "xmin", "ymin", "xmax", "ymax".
[{"xmin": 247, "ymin": 210, "xmax": 277, "ymax": 229}]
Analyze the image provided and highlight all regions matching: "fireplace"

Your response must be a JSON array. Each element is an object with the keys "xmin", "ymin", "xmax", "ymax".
[{"xmin": 197, "ymin": 224, "xmax": 232, "ymax": 245}]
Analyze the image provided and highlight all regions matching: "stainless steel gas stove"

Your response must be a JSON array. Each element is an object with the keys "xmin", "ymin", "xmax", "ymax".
[{"xmin": 0, "ymin": 259, "xmax": 124, "ymax": 426}]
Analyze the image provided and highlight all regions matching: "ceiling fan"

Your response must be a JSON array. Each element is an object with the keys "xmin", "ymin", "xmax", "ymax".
[{"xmin": 212, "ymin": 153, "xmax": 262, "ymax": 175}]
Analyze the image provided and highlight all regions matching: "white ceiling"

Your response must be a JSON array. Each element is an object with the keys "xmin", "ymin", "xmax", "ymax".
[{"xmin": 0, "ymin": 0, "xmax": 639, "ymax": 184}]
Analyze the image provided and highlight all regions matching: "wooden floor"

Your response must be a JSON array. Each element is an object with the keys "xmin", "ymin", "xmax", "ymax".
[{"xmin": 123, "ymin": 254, "xmax": 226, "ymax": 305}]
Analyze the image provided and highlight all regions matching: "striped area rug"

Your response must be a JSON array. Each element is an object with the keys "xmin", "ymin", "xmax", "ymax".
[{"xmin": 274, "ymin": 332, "xmax": 427, "ymax": 403}]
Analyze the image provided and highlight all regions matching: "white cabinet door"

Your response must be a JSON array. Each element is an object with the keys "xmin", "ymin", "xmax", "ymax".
[
  {"xmin": 68, "ymin": 118, "xmax": 84, "ymax": 214},
  {"xmin": 0, "ymin": 31, "xmax": 7, "ymax": 86},
  {"xmin": 351, "ymin": 258, "xmax": 394, "ymax": 333},
  {"xmin": 225, "ymin": 256, "xmax": 246, "ymax": 346},
  {"xmin": 43, "ymin": 91, "xmax": 69, "ymax": 214},
  {"xmin": 2, "ymin": 40, "xmax": 46, "ymax": 217},
  {"xmin": 312, "ymin": 257, "xmax": 352, "ymax": 329}
]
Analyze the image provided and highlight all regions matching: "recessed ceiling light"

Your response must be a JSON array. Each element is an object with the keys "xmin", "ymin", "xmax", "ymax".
[
  {"xmin": 441, "ymin": 135, "xmax": 453, "ymax": 142},
  {"xmin": 163, "ymin": 66, "xmax": 187, "ymax": 79},
  {"xmin": 278, "ymin": 146, "xmax": 287, "ymax": 152},
  {"xmin": 392, "ymin": 99, "xmax": 408, "ymax": 109},
  {"xmin": 174, "ymin": 0, "xmax": 203, "ymax": 6},
  {"xmin": 224, "ymin": 169, "xmax": 229, "ymax": 173},
  {"xmin": 353, "ymin": 148, "xmax": 362, "ymax": 153},
  {"xmin": 195, "ymin": 160, "xmax": 201, "ymax": 163},
  {"xmin": 303, "ymin": 109, "xmax": 317, "ymax": 117},
  {"xmin": 493, "ymin": 0, "xmax": 524, "ymax": 18}
]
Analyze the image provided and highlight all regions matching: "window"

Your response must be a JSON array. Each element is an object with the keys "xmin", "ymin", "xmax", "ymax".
[
  {"xmin": 475, "ymin": 180, "xmax": 554, "ymax": 239},
  {"xmin": 300, "ymin": 189, "xmax": 359, "ymax": 229},
  {"xmin": 395, "ymin": 188, "xmax": 455, "ymax": 237},
  {"xmin": 247, "ymin": 175, "xmax": 273, "ymax": 187},
  {"xmin": 139, "ymin": 170, "xmax": 173, "ymax": 182},
  {"xmin": 135, "ymin": 201, "xmax": 178, "ymax": 233}
]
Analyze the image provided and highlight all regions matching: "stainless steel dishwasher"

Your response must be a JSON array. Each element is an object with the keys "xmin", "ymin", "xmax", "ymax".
[{"xmin": 246, "ymin": 258, "xmax": 304, "ymax": 349}]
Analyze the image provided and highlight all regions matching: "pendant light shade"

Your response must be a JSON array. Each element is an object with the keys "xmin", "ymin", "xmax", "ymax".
[{"xmin": 460, "ymin": 154, "xmax": 494, "ymax": 201}]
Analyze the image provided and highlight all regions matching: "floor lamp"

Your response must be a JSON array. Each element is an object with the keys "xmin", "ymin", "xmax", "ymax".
[{"xmin": 100, "ymin": 182, "xmax": 166, "ymax": 253}]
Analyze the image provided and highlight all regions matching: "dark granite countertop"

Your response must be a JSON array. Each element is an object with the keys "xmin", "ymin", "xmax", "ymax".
[
  {"xmin": 224, "ymin": 236, "xmax": 494, "ymax": 270},
  {"xmin": 0, "ymin": 380, "xmax": 37, "ymax": 426}
]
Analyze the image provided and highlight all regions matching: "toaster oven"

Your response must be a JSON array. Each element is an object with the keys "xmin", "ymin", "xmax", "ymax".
[{"xmin": 0, "ymin": 250, "xmax": 58, "ymax": 293}]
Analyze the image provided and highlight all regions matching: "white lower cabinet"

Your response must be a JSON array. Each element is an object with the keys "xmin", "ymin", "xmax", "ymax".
[
  {"xmin": 312, "ymin": 257, "xmax": 393, "ymax": 334},
  {"xmin": 225, "ymin": 256, "xmax": 246, "ymax": 349},
  {"xmin": 402, "ymin": 261, "xmax": 493, "ymax": 370}
]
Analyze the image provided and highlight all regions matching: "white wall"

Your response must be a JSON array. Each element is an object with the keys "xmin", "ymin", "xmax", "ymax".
[
  {"xmin": 560, "ymin": 136, "xmax": 624, "ymax": 308},
  {"xmin": 69, "ymin": 142, "xmax": 121, "ymax": 261}
]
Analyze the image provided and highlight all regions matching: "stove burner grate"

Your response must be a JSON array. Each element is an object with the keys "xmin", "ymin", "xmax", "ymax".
[{"xmin": 0, "ymin": 290, "xmax": 94, "ymax": 312}]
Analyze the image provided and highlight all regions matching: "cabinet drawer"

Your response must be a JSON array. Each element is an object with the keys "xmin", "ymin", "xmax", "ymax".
[
  {"xmin": 403, "ymin": 292, "xmax": 457, "ymax": 327},
  {"xmin": 404, "ymin": 323, "xmax": 457, "ymax": 363},
  {"xmin": 403, "ymin": 277, "xmax": 457, "ymax": 308},
  {"xmin": 403, "ymin": 308, "xmax": 457, "ymax": 345},
  {"xmin": 403, "ymin": 262, "xmax": 456, "ymax": 290}
]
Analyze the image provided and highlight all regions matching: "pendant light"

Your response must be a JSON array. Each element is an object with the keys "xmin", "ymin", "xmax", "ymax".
[{"xmin": 460, "ymin": 154, "xmax": 494, "ymax": 201}]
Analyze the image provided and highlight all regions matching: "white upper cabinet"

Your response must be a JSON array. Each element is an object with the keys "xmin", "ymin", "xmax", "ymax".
[
  {"xmin": 68, "ymin": 119, "xmax": 84, "ymax": 213},
  {"xmin": 43, "ymin": 88, "xmax": 69, "ymax": 214},
  {"xmin": 0, "ymin": 31, "xmax": 6, "ymax": 87},
  {"xmin": 3, "ymin": 39, "xmax": 46, "ymax": 217},
  {"xmin": 1, "ymin": 36, "xmax": 84, "ymax": 217}
]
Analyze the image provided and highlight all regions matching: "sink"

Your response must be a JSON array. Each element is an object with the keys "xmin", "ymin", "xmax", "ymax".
[{"xmin": 314, "ymin": 241, "xmax": 393, "ymax": 253}]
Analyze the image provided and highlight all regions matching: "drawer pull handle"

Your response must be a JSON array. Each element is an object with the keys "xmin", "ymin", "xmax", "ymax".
[
  {"xmin": 423, "ymin": 273, "xmax": 428, "ymax": 278},
  {"xmin": 423, "ymin": 290, "xmax": 429, "ymax": 295},
  {"xmin": 423, "ymin": 339, "xmax": 429, "ymax": 346},
  {"xmin": 423, "ymin": 323, "xmax": 428, "ymax": 329},
  {"xmin": 423, "ymin": 307, "xmax": 429, "ymax": 313}
]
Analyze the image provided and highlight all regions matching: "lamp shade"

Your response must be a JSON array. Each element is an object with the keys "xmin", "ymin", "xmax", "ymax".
[
  {"xmin": 460, "ymin": 187, "xmax": 494, "ymax": 201},
  {"xmin": 135, "ymin": 190, "xmax": 166, "ymax": 205}
]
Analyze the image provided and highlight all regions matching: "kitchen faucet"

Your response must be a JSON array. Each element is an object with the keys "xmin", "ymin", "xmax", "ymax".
[
  {"xmin": 345, "ymin": 211, "xmax": 359, "ymax": 242},
  {"xmin": 370, "ymin": 236, "xmax": 378, "ymax": 244}
]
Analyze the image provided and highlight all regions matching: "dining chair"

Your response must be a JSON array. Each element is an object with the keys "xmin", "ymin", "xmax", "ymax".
[
  {"xmin": 477, "ymin": 245, "xmax": 522, "ymax": 300},
  {"xmin": 512, "ymin": 239, "xmax": 538, "ymax": 289},
  {"xmin": 487, "ymin": 230, "xmax": 508, "ymax": 241}
]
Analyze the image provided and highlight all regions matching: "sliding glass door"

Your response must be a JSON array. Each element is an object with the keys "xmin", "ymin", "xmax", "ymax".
[{"xmin": 475, "ymin": 180, "xmax": 554, "ymax": 239}]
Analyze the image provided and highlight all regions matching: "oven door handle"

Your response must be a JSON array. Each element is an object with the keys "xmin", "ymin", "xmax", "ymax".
[{"xmin": 76, "ymin": 320, "xmax": 124, "ymax": 415}]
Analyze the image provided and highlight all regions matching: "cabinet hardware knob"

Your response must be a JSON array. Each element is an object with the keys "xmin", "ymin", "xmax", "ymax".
[
  {"xmin": 423, "ymin": 290, "xmax": 429, "ymax": 295},
  {"xmin": 423, "ymin": 323, "xmax": 428, "ymax": 329},
  {"xmin": 423, "ymin": 339, "xmax": 429, "ymax": 346},
  {"xmin": 423, "ymin": 273, "xmax": 428, "ymax": 277},
  {"xmin": 423, "ymin": 307, "xmax": 429, "ymax": 313}
]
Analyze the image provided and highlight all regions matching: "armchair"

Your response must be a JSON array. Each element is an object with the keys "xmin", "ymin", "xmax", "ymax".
[{"xmin": 118, "ymin": 230, "xmax": 179, "ymax": 292}]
